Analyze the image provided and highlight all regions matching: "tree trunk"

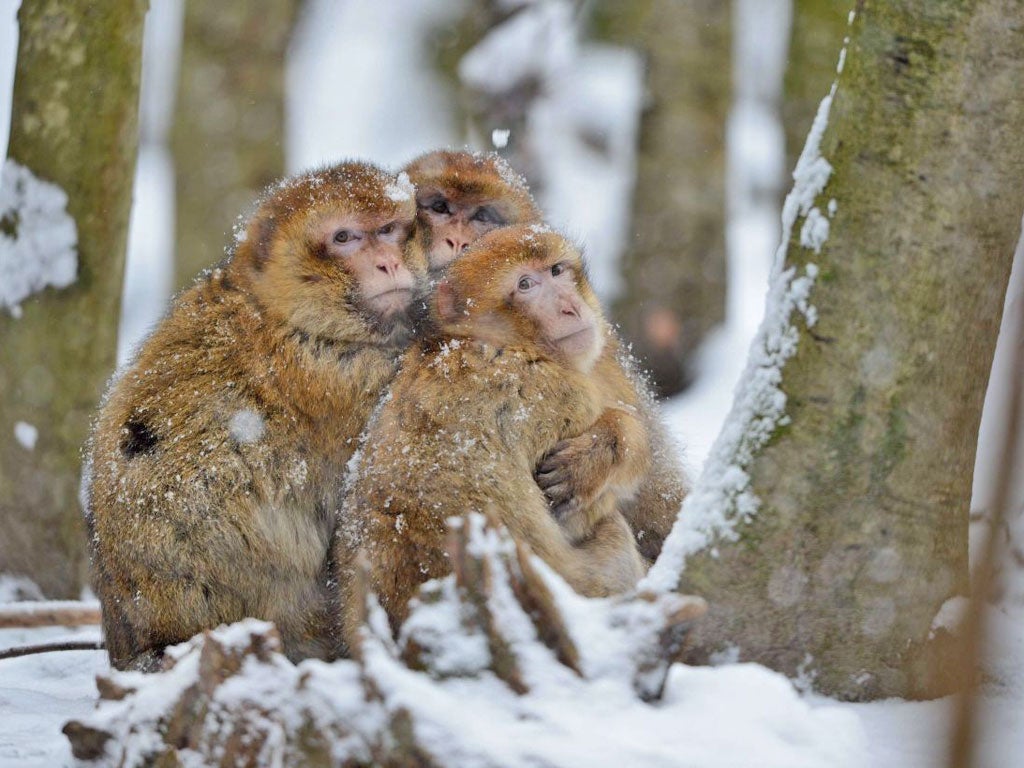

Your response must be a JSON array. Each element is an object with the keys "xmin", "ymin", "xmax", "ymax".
[
  {"xmin": 171, "ymin": 0, "xmax": 299, "ymax": 289},
  {"xmin": 596, "ymin": 1, "xmax": 730, "ymax": 397},
  {"xmin": 661, "ymin": 0, "xmax": 1024, "ymax": 700},
  {"xmin": 783, "ymin": 0, "xmax": 851, "ymax": 175},
  {"xmin": 0, "ymin": 0, "xmax": 146, "ymax": 597}
]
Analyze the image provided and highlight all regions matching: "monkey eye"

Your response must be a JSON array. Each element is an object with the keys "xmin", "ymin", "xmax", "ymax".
[
  {"xmin": 378, "ymin": 222, "xmax": 395, "ymax": 236},
  {"xmin": 471, "ymin": 207, "xmax": 493, "ymax": 223},
  {"xmin": 430, "ymin": 199, "xmax": 451, "ymax": 215},
  {"xmin": 333, "ymin": 229, "xmax": 353, "ymax": 244},
  {"xmin": 517, "ymin": 276, "xmax": 536, "ymax": 292},
  {"xmin": 550, "ymin": 263, "xmax": 565, "ymax": 277}
]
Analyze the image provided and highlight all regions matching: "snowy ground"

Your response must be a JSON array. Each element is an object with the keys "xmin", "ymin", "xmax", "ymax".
[{"xmin": 2, "ymin": 0, "xmax": 1023, "ymax": 765}]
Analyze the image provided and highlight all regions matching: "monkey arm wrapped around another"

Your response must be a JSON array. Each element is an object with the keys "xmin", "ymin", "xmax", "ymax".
[{"xmin": 536, "ymin": 399, "xmax": 653, "ymax": 542}]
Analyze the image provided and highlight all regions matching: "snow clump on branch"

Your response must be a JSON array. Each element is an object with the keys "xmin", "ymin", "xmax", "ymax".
[{"xmin": 0, "ymin": 160, "xmax": 78, "ymax": 318}]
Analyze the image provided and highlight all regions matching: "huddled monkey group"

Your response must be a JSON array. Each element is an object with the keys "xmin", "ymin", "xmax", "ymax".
[{"xmin": 85, "ymin": 150, "xmax": 688, "ymax": 670}]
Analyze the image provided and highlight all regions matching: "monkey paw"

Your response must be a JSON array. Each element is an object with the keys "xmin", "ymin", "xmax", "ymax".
[{"xmin": 536, "ymin": 433, "xmax": 615, "ymax": 538}]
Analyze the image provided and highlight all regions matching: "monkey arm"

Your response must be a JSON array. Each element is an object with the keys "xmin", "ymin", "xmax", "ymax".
[
  {"xmin": 535, "ymin": 404, "xmax": 652, "ymax": 541},
  {"xmin": 619, "ymin": 419, "xmax": 689, "ymax": 563}
]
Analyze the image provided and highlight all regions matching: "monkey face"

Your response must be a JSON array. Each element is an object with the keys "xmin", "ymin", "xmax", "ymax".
[
  {"xmin": 507, "ymin": 258, "xmax": 601, "ymax": 368},
  {"xmin": 237, "ymin": 162, "xmax": 427, "ymax": 346},
  {"xmin": 403, "ymin": 150, "xmax": 542, "ymax": 276},
  {"xmin": 416, "ymin": 189, "xmax": 513, "ymax": 274},
  {"xmin": 278, "ymin": 210, "xmax": 421, "ymax": 345},
  {"xmin": 319, "ymin": 213, "xmax": 419, "ymax": 318},
  {"xmin": 435, "ymin": 226, "xmax": 606, "ymax": 372}
]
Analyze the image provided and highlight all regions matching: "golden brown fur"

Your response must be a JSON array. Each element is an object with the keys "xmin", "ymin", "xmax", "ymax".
[
  {"xmin": 336, "ymin": 226, "xmax": 647, "ymax": 641},
  {"xmin": 86, "ymin": 162, "xmax": 427, "ymax": 669},
  {"xmin": 402, "ymin": 149, "xmax": 687, "ymax": 562}
]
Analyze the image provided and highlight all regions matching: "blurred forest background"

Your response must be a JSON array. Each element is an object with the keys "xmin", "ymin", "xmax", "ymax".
[
  {"xmin": 1, "ymin": 1, "xmax": 1024, "ymax": 763},
  {"xmin": 1, "ymin": 0, "xmax": 1020, "ymax": 601}
]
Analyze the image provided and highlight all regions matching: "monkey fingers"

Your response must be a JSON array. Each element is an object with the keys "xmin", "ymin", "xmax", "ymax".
[{"xmin": 536, "ymin": 433, "xmax": 617, "ymax": 538}]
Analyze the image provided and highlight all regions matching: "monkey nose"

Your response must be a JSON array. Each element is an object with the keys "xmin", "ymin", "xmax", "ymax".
[
  {"xmin": 445, "ymin": 237, "xmax": 470, "ymax": 254},
  {"xmin": 376, "ymin": 257, "xmax": 401, "ymax": 277}
]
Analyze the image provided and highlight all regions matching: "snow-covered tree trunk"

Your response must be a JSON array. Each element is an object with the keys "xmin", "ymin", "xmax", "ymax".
[
  {"xmin": 596, "ymin": 0, "xmax": 730, "ymax": 397},
  {"xmin": 171, "ymin": 0, "xmax": 299, "ymax": 288},
  {"xmin": 782, "ymin": 0, "xmax": 850, "ymax": 176},
  {"xmin": 0, "ymin": 0, "xmax": 146, "ymax": 597},
  {"xmin": 653, "ymin": 1, "xmax": 1024, "ymax": 700}
]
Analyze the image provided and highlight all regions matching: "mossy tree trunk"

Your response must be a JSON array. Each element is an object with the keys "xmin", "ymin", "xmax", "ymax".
[
  {"xmin": 676, "ymin": 0, "xmax": 1024, "ymax": 700},
  {"xmin": 171, "ymin": 0, "xmax": 300, "ymax": 289},
  {"xmin": 595, "ymin": 0, "xmax": 730, "ymax": 397},
  {"xmin": 0, "ymin": 0, "xmax": 146, "ymax": 597},
  {"xmin": 783, "ymin": 0, "xmax": 852, "ymax": 175}
]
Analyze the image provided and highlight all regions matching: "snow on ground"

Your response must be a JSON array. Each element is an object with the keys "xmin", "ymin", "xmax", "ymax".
[
  {"xmin": 0, "ymin": 625, "xmax": 104, "ymax": 767},
  {"xmin": 2, "ymin": 0, "xmax": 1024, "ymax": 765}
]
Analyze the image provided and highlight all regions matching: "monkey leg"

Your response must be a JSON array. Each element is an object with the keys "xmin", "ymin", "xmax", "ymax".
[{"xmin": 96, "ymin": 496, "xmax": 337, "ymax": 669}]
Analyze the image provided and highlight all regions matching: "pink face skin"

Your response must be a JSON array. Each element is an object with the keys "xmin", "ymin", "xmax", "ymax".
[
  {"xmin": 417, "ymin": 190, "xmax": 510, "ymax": 273},
  {"xmin": 511, "ymin": 260, "xmax": 602, "ymax": 370},
  {"xmin": 321, "ymin": 214, "xmax": 418, "ymax": 317}
]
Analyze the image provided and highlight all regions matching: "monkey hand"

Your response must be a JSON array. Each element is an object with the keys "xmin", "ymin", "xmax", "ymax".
[{"xmin": 535, "ymin": 431, "xmax": 617, "ymax": 541}]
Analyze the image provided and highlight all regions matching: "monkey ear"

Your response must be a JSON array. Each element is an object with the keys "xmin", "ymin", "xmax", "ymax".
[
  {"xmin": 435, "ymin": 279, "xmax": 462, "ymax": 323},
  {"xmin": 247, "ymin": 215, "xmax": 277, "ymax": 270}
]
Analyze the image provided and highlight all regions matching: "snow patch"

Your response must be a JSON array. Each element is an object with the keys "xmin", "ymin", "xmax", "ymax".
[
  {"xmin": 800, "ymin": 207, "xmax": 830, "ymax": 253},
  {"xmin": 13, "ymin": 421, "xmax": 37, "ymax": 451},
  {"xmin": 930, "ymin": 595, "xmax": 969, "ymax": 637},
  {"xmin": 0, "ymin": 573, "xmax": 45, "ymax": 602},
  {"xmin": 385, "ymin": 171, "xmax": 414, "ymax": 202},
  {"xmin": 458, "ymin": 1, "xmax": 574, "ymax": 94},
  {"xmin": 491, "ymin": 128, "xmax": 510, "ymax": 149},
  {"xmin": 228, "ymin": 409, "xmax": 265, "ymax": 444},
  {"xmin": 0, "ymin": 159, "xmax": 78, "ymax": 317}
]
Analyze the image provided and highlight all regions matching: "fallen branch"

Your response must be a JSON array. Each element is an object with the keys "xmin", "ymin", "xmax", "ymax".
[{"xmin": 0, "ymin": 600, "xmax": 101, "ymax": 628}]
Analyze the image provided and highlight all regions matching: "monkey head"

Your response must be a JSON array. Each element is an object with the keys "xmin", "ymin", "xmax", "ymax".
[
  {"xmin": 403, "ymin": 149, "xmax": 542, "ymax": 275},
  {"xmin": 432, "ymin": 225, "xmax": 606, "ymax": 372},
  {"xmin": 232, "ymin": 161, "xmax": 428, "ymax": 345}
]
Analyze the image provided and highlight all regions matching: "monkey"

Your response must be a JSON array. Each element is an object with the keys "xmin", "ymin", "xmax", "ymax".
[
  {"xmin": 402, "ymin": 149, "xmax": 541, "ymax": 278},
  {"xmin": 403, "ymin": 149, "xmax": 688, "ymax": 562},
  {"xmin": 85, "ymin": 161, "xmax": 428, "ymax": 670},
  {"xmin": 336, "ymin": 225, "xmax": 649, "ymax": 641}
]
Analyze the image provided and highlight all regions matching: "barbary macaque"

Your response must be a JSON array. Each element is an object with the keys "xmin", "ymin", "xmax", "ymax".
[
  {"xmin": 403, "ymin": 149, "xmax": 541, "ymax": 276},
  {"xmin": 337, "ymin": 225, "xmax": 648, "ymax": 639},
  {"xmin": 86, "ymin": 161, "xmax": 427, "ymax": 670},
  {"xmin": 403, "ymin": 150, "xmax": 688, "ymax": 562}
]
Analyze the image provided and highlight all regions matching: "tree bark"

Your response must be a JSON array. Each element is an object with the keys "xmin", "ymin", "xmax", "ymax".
[
  {"xmin": 675, "ymin": 0, "xmax": 1024, "ymax": 700},
  {"xmin": 783, "ymin": 0, "xmax": 851, "ymax": 175},
  {"xmin": 596, "ymin": 0, "xmax": 730, "ymax": 397},
  {"xmin": 0, "ymin": 0, "xmax": 146, "ymax": 597},
  {"xmin": 171, "ymin": 0, "xmax": 299, "ymax": 289}
]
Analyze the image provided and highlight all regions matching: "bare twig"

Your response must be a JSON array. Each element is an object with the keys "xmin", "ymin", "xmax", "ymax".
[
  {"xmin": 947, "ymin": 275, "xmax": 1024, "ymax": 768},
  {"xmin": 0, "ymin": 601, "xmax": 101, "ymax": 629},
  {"xmin": 0, "ymin": 640, "xmax": 104, "ymax": 661}
]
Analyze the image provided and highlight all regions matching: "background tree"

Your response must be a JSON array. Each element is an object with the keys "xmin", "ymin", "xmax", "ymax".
[
  {"xmin": 783, "ymin": 0, "xmax": 851, "ymax": 175},
  {"xmin": 436, "ymin": 0, "xmax": 729, "ymax": 396},
  {"xmin": 594, "ymin": 0, "xmax": 730, "ymax": 397},
  {"xmin": 0, "ymin": 0, "xmax": 146, "ymax": 597},
  {"xmin": 654, "ymin": 0, "xmax": 1024, "ymax": 700},
  {"xmin": 171, "ymin": 0, "xmax": 300, "ymax": 289}
]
